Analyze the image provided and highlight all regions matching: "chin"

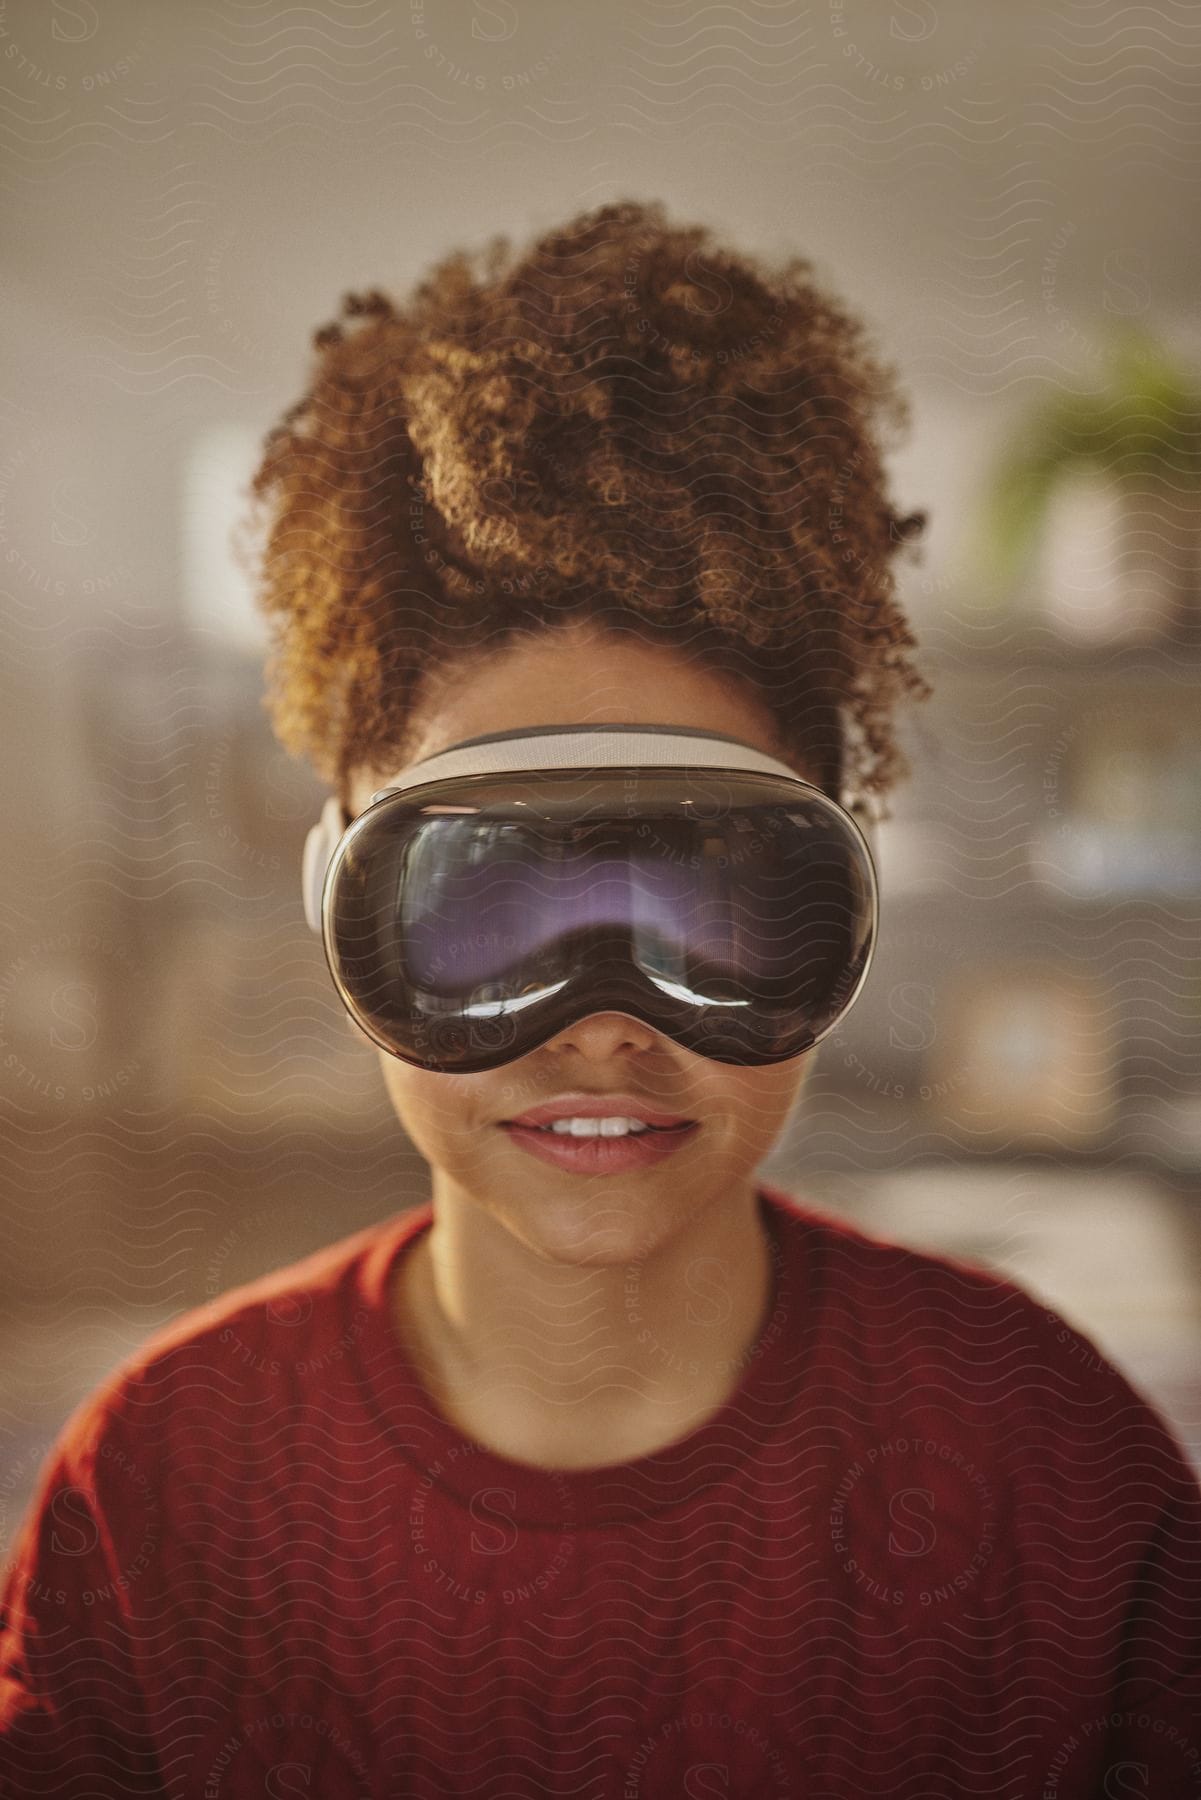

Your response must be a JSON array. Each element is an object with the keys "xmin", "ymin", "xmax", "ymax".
[{"xmin": 501, "ymin": 1187, "xmax": 692, "ymax": 1268}]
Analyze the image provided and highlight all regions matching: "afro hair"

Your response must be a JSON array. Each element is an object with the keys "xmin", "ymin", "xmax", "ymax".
[{"xmin": 241, "ymin": 199, "xmax": 932, "ymax": 819}]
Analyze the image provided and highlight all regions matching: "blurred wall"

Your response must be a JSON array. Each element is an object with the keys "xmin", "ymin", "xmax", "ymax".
[{"xmin": 2, "ymin": 0, "xmax": 1200, "ymax": 1525}]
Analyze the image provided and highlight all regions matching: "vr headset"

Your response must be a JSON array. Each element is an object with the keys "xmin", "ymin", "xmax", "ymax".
[{"xmin": 302, "ymin": 725, "xmax": 880, "ymax": 1074}]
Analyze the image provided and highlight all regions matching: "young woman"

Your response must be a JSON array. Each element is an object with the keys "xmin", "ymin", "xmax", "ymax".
[{"xmin": 2, "ymin": 200, "xmax": 1198, "ymax": 1799}]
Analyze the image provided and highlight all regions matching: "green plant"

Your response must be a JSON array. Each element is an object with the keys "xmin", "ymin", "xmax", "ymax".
[{"xmin": 977, "ymin": 320, "xmax": 1201, "ymax": 596}]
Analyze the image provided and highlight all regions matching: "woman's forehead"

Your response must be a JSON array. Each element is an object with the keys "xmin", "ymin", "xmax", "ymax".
[{"xmin": 349, "ymin": 632, "xmax": 796, "ymax": 804}]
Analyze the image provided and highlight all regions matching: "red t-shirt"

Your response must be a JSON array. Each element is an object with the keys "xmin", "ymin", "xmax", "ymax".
[{"xmin": 2, "ymin": 1183, "xmax": 1199, "ymax": 1798}]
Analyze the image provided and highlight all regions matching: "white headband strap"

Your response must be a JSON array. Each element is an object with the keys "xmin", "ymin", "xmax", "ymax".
[
  {"xmin": 302, "ymin": 725, "xmax": 870, "ymax": 936},
  {"xmin": 368, "ymin": 725, "xmax": 805, "ymax": 804}
]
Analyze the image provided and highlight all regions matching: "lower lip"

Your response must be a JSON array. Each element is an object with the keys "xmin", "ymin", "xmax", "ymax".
[{"xmin": 499, "ymin": 1122, "xmax": 700, "ymax": 1173}]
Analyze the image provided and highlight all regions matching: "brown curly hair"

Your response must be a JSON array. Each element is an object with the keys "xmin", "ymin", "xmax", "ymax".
[{"xmin": 241, "ymin": 199, "xmax": 931, "ymax": 819}]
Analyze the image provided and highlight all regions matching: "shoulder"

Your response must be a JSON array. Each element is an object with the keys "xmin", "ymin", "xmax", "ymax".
[
  {"xmin": 41, "ymin": 1207, "xmax": 427, "ymax": 1483},
  {"xmin": 761, "ymin": 1181, "xmax": 1199, "ymax": 1477},
  {"xmin": 764, "ymin": 1175, "xmax": 1054, "ymax": 1329}
]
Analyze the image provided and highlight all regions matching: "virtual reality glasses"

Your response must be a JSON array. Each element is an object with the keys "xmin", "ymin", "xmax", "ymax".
[{"xmin": 302, "ymin": 725, "xmax": 880, "ymax": 1074}]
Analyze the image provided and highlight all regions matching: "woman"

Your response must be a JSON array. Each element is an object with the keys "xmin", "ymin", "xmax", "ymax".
[{"xmin": 2, "ymin": 199, "xmax": 1197, "ymax": 1799}]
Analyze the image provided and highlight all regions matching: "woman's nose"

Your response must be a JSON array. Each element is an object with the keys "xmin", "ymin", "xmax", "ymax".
[{"xmin": 537, "ymin": 1010, "xmax": 662, "ymax": 1061}]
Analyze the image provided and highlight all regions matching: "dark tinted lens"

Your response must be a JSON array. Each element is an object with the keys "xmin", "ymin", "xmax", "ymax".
[
  {"xmin": 325, "ymin": 771, "xmax": 875, "ymax": 1068},
  {"xmin": 399, "ymin": 823, "xmax": 670, "ymax": 993},
  {"xmin": 627, "ymin": 808, "xmax": 869, "ymax": 1017}
]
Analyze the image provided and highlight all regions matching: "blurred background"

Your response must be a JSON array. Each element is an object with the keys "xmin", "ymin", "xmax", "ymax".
[{"xmin": 2, "ymin": 0, "xmax": 1200, "ymax": 1536}]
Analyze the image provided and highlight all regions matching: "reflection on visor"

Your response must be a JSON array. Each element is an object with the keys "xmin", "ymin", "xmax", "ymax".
[
  {"xmin": 395, "ymin": 818, "xmax": 854, "ymax": 1001},
  {"xmin": 323, "ymin": 769, "xmax": 877, "ymax": 1072},
  {"xmin": 461, "ymin": 978, "xmax": 570, "ymax": 1019}
]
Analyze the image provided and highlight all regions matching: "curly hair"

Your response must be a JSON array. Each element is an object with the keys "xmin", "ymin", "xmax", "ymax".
[{"xmin": 241, "ymin": 199, "xmax": 931, "ymax": 819}]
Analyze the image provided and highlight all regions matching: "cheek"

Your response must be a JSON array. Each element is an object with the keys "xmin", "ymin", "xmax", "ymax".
[
  {"xmin": 379, "ymin": 1059, "xmax": 445, "ymax": 1142},
  {"xmin": 723, "ymin": 1063, "xmax": 811, "ymax": 1135},
  {"xmin": 377, "ymin": 1055, "xmax": 496, "ymax": 1153}
]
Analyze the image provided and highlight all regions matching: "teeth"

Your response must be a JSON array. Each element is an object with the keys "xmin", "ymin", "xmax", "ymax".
[{"xmin": 546, "ymin": 1117, "xmax": 651, "ymax": 1137}]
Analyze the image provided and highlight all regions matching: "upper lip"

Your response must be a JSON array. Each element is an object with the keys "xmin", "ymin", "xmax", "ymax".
[{"xmin": 503, "ymin": 1094, "xmax": 695, "ymax": 1128}]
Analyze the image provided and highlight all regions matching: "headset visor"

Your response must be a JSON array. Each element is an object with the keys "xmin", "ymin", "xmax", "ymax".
[{"xmin": 322, "ymin": 767, "xmax": 877, "ymax": 1072}]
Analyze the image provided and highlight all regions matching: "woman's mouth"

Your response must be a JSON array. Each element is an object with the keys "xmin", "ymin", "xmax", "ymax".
[{"xmin": 497, "ymin": 1118, "xmax": 700, "ymax": 1174}]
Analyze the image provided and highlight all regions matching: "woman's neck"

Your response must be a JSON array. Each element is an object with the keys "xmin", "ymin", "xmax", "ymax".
[{"xmin": 390, "ymin": 1178, "xmax": 776, "ymax": 1471}]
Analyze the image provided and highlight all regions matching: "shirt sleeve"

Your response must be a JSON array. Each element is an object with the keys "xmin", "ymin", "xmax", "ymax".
[
  {"xmin": 1101, "ymin": 1388, "xmax": 1201, "ymax": 1787},
  {"xmin": 0, "ymin": 1404, "xmax": 168, "ymax": 1798},
  {"xmin": 1023, "ymin": 1292, "xmax": 1201, "ymax": 1792}
]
